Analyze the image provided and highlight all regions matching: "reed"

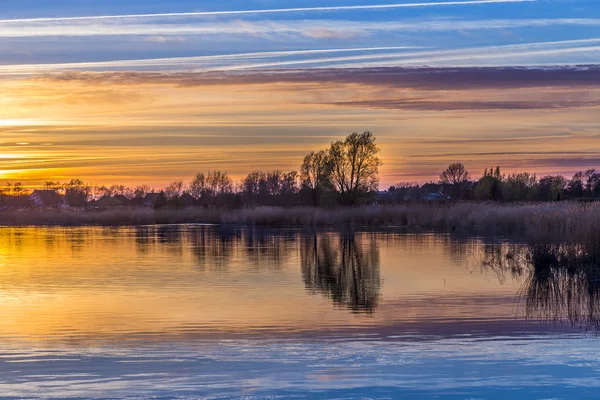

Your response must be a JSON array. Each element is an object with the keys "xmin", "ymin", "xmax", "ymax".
[{"xmin": 0, "ymin": 202, "xmax": 599, "ymax": 245}]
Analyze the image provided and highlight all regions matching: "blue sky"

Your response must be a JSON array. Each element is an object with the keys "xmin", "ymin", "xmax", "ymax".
[{"xmin": 2, "ymin": 0, "xmax": 600, "ymax": 70}]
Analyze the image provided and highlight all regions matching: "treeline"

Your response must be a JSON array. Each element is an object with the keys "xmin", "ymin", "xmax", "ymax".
[
  {"xmin": 390, "ymin": 163, "xmax": 600, "ymax": 202},
  {"xmin": 151, "ymin": 130, "xmax": 382, "ymax": 208},
  {"xmin": 0, "ymin": 131, "xmax": 383, "ymax": 209},
  {"xmin": 2, "ymin": 132, "xmax": 600, "ymax": 210}
]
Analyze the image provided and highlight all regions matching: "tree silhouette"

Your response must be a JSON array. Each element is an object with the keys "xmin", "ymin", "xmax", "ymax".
[
  {"xmin": 328, "ymin": 131, "xmax": 382, "ymax": 205},
  {"xmin": 64, "ymin": 179, "xmax": 90, "ymax": 207},
  {"xmin": 439, "ymin": 163, "xmax": 470, "ymax": 185},
  {"xmin": 301, "ymin": 150, "xmax": 331, "ymax": 206}
]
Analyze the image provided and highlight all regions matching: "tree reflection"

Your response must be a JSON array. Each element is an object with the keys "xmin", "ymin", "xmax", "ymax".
[
  {"xmin": 301, "ymin": 232, "xmax": 381, "ymax": 313},
  {"xmin": 243, "ymin": 229, "xmax": 296, "ymax": 271},
  {"xmin": 478, "ymin": 242, "xmax": 600, "ymax": 329},
  {"xmin": 188, "ymin": 226, "xmax": 238, "ymax": 272}
]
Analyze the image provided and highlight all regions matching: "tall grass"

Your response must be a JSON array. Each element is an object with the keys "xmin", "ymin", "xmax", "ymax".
[{"xmin": 1, "ymin": 202, "xmax": 599, "ymax": 242}]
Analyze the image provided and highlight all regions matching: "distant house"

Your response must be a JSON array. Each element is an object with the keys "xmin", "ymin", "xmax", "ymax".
[
  {"xmin": 423, "ymin": 192, "xmax": 450, "ymax": 201},
  {"xmin": 30, "ymin": 190, "xmax": 65, "ymax": 209},
  {"xmin": 113, "ymin": 194, "xmax": 130, "ymax": 207},
  {"xmin": 143, "ymin": 193, "xmax": 160, "ymax": 208},
  {"xmin": 95, "ymin": 194, "xmax": 131, "ymax": 208},
  {"xmin": 96, "ymin": 195, "xmax": 117, "ymax": 208}
]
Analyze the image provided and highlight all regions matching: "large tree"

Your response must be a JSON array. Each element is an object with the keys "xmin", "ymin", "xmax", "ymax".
[
  {"xmin": 439, "ymin": 163, "xmax": 470, "ymax": 185},
  {"xmin": 241, "ymin": 171, "xmax": 263, "ymax": 205},
  {"xmin": 207, "ymin": 171, "xmax": 233, "ymax": 195},
  {"xmin": 190, "ymin": 171, "xmax": 233, "ymax": 199},
  {"xmin": 328, "ymin": 131, "xmax": 382, "ymax": 205}
]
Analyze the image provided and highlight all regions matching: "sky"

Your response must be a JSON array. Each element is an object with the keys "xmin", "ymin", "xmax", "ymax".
[{"xmin": 0, "ymin": 0, "xmax": 599, "ymax": 188}]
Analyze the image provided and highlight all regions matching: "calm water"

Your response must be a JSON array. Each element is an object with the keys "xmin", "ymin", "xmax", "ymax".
[{"xmin": 0, "ymin": 225, "xmax": 599, "ymax": 399}]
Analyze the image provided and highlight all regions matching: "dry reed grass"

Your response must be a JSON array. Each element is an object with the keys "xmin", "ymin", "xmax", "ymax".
[{"xmin": 0, "ymin": 202, "xmax": 598, "ymax": 244}]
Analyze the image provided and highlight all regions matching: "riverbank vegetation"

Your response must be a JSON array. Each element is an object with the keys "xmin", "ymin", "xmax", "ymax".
[
  {"xmin": 0, "ymin": 202, "xmax": 599, "ymax": 240},
  {"xmin": 480, "ymin": 240, "xmax": 600, "ymax": 328}
]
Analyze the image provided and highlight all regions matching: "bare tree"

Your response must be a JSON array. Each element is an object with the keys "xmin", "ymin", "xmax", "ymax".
[
  {"xmin": 44, "ymin": 181, "xmax": 62, "ymax": 192},
  {"xmin": 280, "ymin": 171, "xmax": 299, "ymax": 195},
  {"xmin": 328, "ymin": 131, "xmax": 382, "ymax": 205},
  {"xmin": 190, "ymin": 171, "xmax": 233, "ymax": 199},
  {"xmin": 133, "ymin": 185, "xmax": 151, "ymax": 198},
  {"xmin": 584, "ymin": 169, "xmax": 600, "ymax": 195},
  {"xmin": 206, "ymin": 171, "xmax": 233, "ymax": 195},
  {"xmin": 301, "ymin": 150, "xmax": 331, "ymax": 206},
  {"xmin": 241, "ymin": 171, "xmax": 263, "ymax": 205},
  {"xmin": 109, "ymin": 184, "xmax": 130, "ymax": 197},
  {"xmin": 266, "ymin": 171, "xmax": 282, "ymax": 195},
  {"xmin": 11, "ymin": 182, "xmax": 24, "ymax": 196},
  {"xmin": 96, "ymin": 185, "xmax": 111, "ymax": 197},
  {"xmin": 189, "ymin": 173, "xmax": 207, "ymax": 199},
  {"xmin": 439, "ymin": 163, "xmax": 470, "ymax": 185},
  {"xmin": 164, "ymin": 180, "xmax": 184, "ymax": 199}
]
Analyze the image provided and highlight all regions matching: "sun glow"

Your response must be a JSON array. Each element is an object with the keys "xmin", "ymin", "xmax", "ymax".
[{"xmin": 0, "ymin": 119, "xmax": 49, "ymax": 127}]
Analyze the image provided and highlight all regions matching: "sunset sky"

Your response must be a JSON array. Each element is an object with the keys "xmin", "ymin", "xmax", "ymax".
[{"xmin": 1, "ymin": 0, "xmax": 599, "ymax": 188}]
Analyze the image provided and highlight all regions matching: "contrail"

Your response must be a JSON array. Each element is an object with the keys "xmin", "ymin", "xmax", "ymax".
[
  {"xmin": 0, "ymin": 46, "xmax": 424, "ymax": 74},
  {"xmin": 2, "ymin": 39, "xmax": 595, "ymax": 75},
  {"xmin": 0, "ymin": 0, "xmax": 536, "ymax": 23}
]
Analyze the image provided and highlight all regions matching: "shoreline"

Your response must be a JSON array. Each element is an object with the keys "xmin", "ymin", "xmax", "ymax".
[{"xmin": 0, "ymin": 202, "xmax": 597, "ymax": 239}]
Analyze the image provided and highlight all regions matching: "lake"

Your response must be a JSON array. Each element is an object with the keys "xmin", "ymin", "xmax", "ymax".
[{"xmin": 0, "ymin": 225, "xmax": 598, "ymax": 399}]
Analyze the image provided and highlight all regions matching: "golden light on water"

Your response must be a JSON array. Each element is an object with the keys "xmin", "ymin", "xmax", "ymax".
[{"xmin": 0, "ymin": 227, "xmax": 521, "ymax": 342}]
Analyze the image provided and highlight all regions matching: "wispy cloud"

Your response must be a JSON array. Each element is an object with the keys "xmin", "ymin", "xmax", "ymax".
[
  {"xmin": 2, "ymin": 18, "xmax": 599, "ymax": 39},
  {"xmin": 0, "ymin": 0, "xmax": 536, "ymax": 23},
  {"xmin": 3, "ymin": 60, "xmax": 599, "ymax": 185},
  {"xmin": 145, "ymin": 36, "xmax": 187, "ymax": 43},
  {"xmin": 32, "ymin": 65, "xmax": 600, "ymax": 91},
  {"xmin": 330, "ymin": 43, "xmax": 600, "ymax": 68},
  {"xmin": 0, "ymin": 46, "xmax": 423, "ymax": 75},
  {"xmin": 1, "ymin": 39, "xmax": 597, "ymax": 75}
]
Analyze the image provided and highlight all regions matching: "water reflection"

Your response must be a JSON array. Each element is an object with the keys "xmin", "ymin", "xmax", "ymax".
[
  {"xmin": 3, "ymin": 225, "xmax": 599, "ymax": 341},
  {"xmin": 188, "ymin": 226, "xmax": 238, "ymax": 272},
  {"xmin": 134, "ymin": 226, "xmax": 382, "ymax": 312},
  {"xmin": 301, "ymin": 233, "xmax": 381, "ymax": 313},
  {"xmin": 477, "ymin": 242, "xmax": 600, "ymax": 329},
  {"xmin": 0, "ymin": 228, "xmax": 598, "ymax": 400}
]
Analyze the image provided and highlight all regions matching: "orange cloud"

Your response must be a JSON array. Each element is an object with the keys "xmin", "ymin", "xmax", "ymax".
[{"xmin": 1, "ymin": 67, "xmax": 599, "ymax": 187}]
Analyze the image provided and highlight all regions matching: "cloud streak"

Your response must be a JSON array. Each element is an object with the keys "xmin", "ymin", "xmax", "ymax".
[
  {"xmin": 35, "ymin": 65, "xmax": 600, "ymax": 91},
  {"xmin": 0, "ymin": 0, "xmax": 536, "ymax": 23},
  {"xmin": 3, "ymin": 61, "xmax": 599, "ymax": 185},
  {"xmin": 3, "ymin": 18, "xmax": 600, "ymax": 39},
  {"xmin": 0, "ymin": 46, "xmax": 423, "ymax": 75},
  {"xmin": 1, "ymin": 39, "xmax": 598, "ymax": 75}
]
